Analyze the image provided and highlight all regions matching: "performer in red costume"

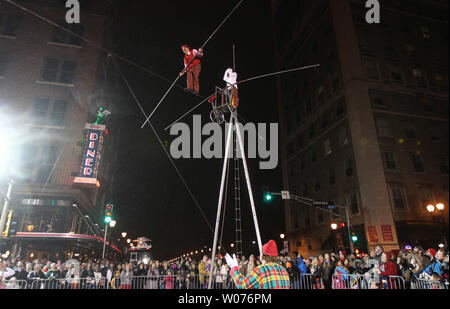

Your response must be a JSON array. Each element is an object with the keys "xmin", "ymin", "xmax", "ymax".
[{"xmin": 179, "ymin": 44, "xmax": 204, "ymax": 94}]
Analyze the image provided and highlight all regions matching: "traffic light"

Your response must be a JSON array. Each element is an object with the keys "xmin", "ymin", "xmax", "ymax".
[
  {"xmin": 8, "ymin": 212, "xmax": 18, "ymax": 236},
  {"xmin": 340, "ymin": 222, "xmax": 346, "ymax": 228},
  {"xmin": 264, "ymin": 192, "xmax": 273, "ymax": 202},
  {"xmin": 3, "ymin": 210, "xmax": 18, "ymax": 237},
  {"xmin": 104, "ymin": 204, "xmax": 113, "ymax": 224},
  {"xmin": 351, "ymin": 232, "xmax": 358, "ymax": 242}
]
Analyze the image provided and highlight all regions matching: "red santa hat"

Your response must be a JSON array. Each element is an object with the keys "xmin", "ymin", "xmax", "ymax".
[
  {"xmin": 427, "ymin": 248, "xmax": 437, "ymax": 257},
  {"xmin": 262, "ymin": 240, "xmax": 278, "ymax": 257}
]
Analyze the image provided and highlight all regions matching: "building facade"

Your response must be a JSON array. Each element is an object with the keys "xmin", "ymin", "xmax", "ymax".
[
  {"xmin": 271, "ymin": 0, "xmax": 449, "ymax": 256},
  {"xmin": 0, "ymin": 0, "xmax": 121, "ymax": 260}
]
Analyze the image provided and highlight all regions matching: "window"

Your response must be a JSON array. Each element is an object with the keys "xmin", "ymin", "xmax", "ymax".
[
  {"xmin": 36, "ymin": 146, "xmax": 58, "ymax": 183},
  {"xmin": 318, "ymin": 212, "xmax": 324, "ymax": 224},
  {"xmin": 421, "ymin": 27, "xmax": 431, "ymax": 39},
  {"xmin": 372, "ymin": 91, "xmax": 386, "ymax": 108},
  {"xmin": 40, "ymin": 58, "xmax": 77, "ymax": 84},
  {"xmin": 336, "ymin": 97, "xmax": 346, "ymax": 118},
  {"xmin": 346, "ymin": 190, "xmax": 359, "ymax": 215},
  {"xmin": 383, "ymin": 152, "xmax": 398, "ymax": 171},
  {"xmin": 433, "ymin": 68, "xmax": 448, "ymax": 89},
  {"xmin": 301, "ymin": 183, "xmax": 309, "ymax": 197},
  {"xmin": 339, "ymin": 126, "xmax": 349, "ymax": 147},
  {"xmin": 390, "ymin": 185, "xmax": 406, "ymax": 209},
  {"xmin": 423, "ymin": 99, "xmax": 436, "ymax": 114},
  {"xmin": 50, "ymin": 24, "xmax": 84, "ymax": 46},
  {"xmin": 311, "ymin": 149, "xmax": 318, "ymax": 165},
  {"xmin": 363, "ymin": 57, "xmax": 380, "ymax": 79},
  {"xmin": 32, "ymin": 98, "xmax": 50, "ymax": 125},
  {"xmin": 314, "ymin": 177, "xmax": 321, "ymax": 193},
  {"xmin": 404, "ymin": 122, "xmax": 418, "ymax": 139},
  {"xmin": 412, "ymin": 66, "xmax": 427, "ymax": 87},
  {"xmin": 0, "ymin": 52, "xmax": 8, "ymax": 76},
  {"xmin": 394, "ymin": 95, "xmax": 409, "ymax": 111},
  {"xmin": 388, "ymin": 62, "xmax": 403, "ymax": 83},
  {"xmin": 317, "ymin": 85, "xmax": 325, "ymax": 104},
  {"xmin": 411, "ymin": 153, "xmax": 425, "ymax": 173},
  {"xmin": 300, "ymin": 155, "xmax": 306, "ymax": 171},
  {"xmin": 440, "ymin": 157, "xmax": 449, "ymax": 175},
  {"xmin": 49, "ymin": 100, "xmax": 67, "ymax": 126},
  {"xmin": 324, "ymin": 138, "xmax": 332, "ymax": 156},
  {"xmin": 21, "ymin": 144, "xmax": 38, "ymax": 174},
  {"xmin": 327, "ymin": 168, "xmax": 336, "ymax": 186},
  {"xmin": 305, "ymin": 210, "xmax": 311, "ymax": 227},
  {"xmin": 377, "ymin": 118, "xmax": 393, "ymax": 138},
  {"xmin": 344, "ymin": 158, "xmax": 354, "ymax": 178},
  {"xmin": 0, "ymin": 13, "xmax": 21, "ymax": 37},
  {"xmin": 406, "ymin": 44, "xmax": 417, "ymax": 56}
]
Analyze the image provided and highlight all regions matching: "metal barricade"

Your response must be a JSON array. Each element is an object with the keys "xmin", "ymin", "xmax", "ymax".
[
  {"xmin": 1, "ymin": 279, "xmax": 28, "ymax": 289},
  {"xmin": 379, "ymin": 276, "xmax": 406, "ymax": 289},
  {"xmin": 411, "ymin": 278, "xmax": 447, "ymax": 290},
  {"xmin": 290, "ymin": 274, "xmax": 324, "ymax": 289},
  {"xmin": 29, "ymin": 278, "xmax": 109, "ymax": 290},
  {"xmin": 332, "ymin": 274, "xmax": 371, "ymax": 289}
]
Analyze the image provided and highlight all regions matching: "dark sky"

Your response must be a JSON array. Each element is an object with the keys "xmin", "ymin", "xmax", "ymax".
[{"xmin": 109, "ymin": 0, "xmax": 285, "ymax": 260}]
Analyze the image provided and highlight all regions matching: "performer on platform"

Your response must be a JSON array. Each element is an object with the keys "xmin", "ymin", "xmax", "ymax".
[
  {"xmin": 179, "ymin": 44, "xmax": 204, "ymax": 94},
  {"xmin": 225, "ymin": 240, "xmax": 290, "ymax": 289}
]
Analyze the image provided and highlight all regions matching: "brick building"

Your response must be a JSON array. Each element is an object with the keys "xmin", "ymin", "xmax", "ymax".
[
  {"xmin": 0, "ymin": 0, "xmax": 122, "ymax": 260},
  {"xmin": 271, "ymin": 0, "xmax": 449, "ymax": 256}
]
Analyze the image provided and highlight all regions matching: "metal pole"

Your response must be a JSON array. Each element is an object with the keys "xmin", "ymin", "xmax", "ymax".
[
  {"xmin": 235, "ymin": 113, "xmax": 263, "ymax": 258},
  {"xmin": 0, "ymin": 180, "xmax": 14, "ymax": 238},
  {"xmin": 102, "ymin": 224, "xmax": 108, "ymax": 259},
  {"xmin": 345, "ymin": 206, "xmax": 354, "ymax": 254},
  {"xmin": 208, "ymin": 114, "xmax": 234, "ymax": 289}
]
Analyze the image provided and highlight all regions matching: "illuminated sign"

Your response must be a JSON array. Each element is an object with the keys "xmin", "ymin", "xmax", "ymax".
[{"xmin": 74, "ymin": 123, "xmax": 105, "ymax": 185}]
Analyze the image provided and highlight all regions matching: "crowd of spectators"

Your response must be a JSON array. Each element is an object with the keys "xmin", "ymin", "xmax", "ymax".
[{"xmin": 0, "ymin": 244, "xmax": 448, "ymax": 289}]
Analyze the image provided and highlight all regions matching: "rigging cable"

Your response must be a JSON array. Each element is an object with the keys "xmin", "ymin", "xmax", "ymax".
[
  {"xmin": 140, "ymin": 0, "xmax": 246, "ymax": 128},
  {"xmin": 4, "ymin": 0, "xmax": 192, "ymax": 93},
  {"xmin": 109, "ymin": 55, "xmax": 230, "ymax": 253}
]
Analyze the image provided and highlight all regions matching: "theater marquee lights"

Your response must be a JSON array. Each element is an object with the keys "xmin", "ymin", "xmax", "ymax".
[{"xmin": 74, "ymin": 123, "xmax": 106, "ymax": 185}]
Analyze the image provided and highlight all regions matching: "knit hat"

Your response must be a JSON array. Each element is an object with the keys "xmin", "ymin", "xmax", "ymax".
[
  {"xmin": 427, "ymin": 248, "xmax": 437, "ymax": 257},
  {"xmin": 262, "ymin": 240, "xmax": 278, "ymax": 257}
]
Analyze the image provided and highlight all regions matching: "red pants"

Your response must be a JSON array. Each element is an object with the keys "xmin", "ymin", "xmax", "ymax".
[{"xmin": 187, "ymin": 64, "xmax": 201, "ymax": 93}]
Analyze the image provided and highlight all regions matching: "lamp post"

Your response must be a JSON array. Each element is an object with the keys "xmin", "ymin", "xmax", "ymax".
[
  {"xmin": 102, "ymin": 220, "xmax": 117, "ymax": 259},
  {"xmin": 122, "ymin": 232, "xmax": 127, "ymax": 238},
  {"xmin": 427, "ymin": 202, "xmax": 447, "ymax": 246}
]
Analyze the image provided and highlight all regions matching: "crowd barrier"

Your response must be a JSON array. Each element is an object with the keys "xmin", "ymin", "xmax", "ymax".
[
  {"xmin": 411, "ymin": 278, "xmax": 448, "ymax": 290},
  {"xmin": 1, "ymin": 274, "xmax": 447, "ymax": 290},
  {"xmin": 332, "ymin": 274, "xmax": 406, "ymax": 289}
]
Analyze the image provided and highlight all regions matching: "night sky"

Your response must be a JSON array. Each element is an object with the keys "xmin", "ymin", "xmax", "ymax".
[{"xmin": 109, "ymin": 0, "xmax": 284, "ymax": 260}]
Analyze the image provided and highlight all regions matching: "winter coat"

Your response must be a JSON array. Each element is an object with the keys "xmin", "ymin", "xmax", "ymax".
[{"xmin": 295, "ymin": 258, "xmax": 308, "ymax": 274}]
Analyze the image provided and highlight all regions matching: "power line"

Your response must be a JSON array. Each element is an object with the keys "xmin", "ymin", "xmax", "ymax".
[{"xmin": 140, "ymin": 0, "xmax": 246, "ymax": 129}]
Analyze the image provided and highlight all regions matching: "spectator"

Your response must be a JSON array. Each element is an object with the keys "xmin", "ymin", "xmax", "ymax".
[{"xmin": 120, "ymin": 264, "xmax": 133, "ymax": 289}]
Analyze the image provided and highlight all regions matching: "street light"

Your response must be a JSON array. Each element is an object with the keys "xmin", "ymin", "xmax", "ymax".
[
  {"xmin": 427, "ymin": 204, "xmax": 436, "ymax": 213},
  {"xmin": 436, "ymin": 203, "xmax": 445, "ymax": 211},
  {"xmin": 127, "ymin": 239, "xmax": 131, "ymax": 244},
  {"xmin": 280, "ymin": 234, "xmax": 285, "ymax": 240},
  {"xmin": 331, "ymin": 223, "xmax": 338, "ymax": 230},
  {"xmin": 121, "ymin": 232, "xmax": 127, "ymax": 238},
  {"xmin": 109, "ymin": 220, "xmax": 116, "ymax": 228}
]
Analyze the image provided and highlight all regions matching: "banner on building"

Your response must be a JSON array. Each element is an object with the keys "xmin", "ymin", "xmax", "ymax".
[
  {"xmin": 367, "ymin": 226, "xmax": 379, "ymax": 243},
  {"xmin": 381, "ymin": 224, "xmax": 394, "ymax": 242},
  {"xmin": 74, "ymin": 123, "xmax": 106, "ymax": 185}
]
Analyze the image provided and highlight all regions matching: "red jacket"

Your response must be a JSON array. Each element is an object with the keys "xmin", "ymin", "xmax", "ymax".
[
  {"xmin": 380, "ymin": 260, "xmax": 398, "ymax": 277},
  {"xmin": 183, "ymin": 49, "xmax": 203, "ymax": 71}
]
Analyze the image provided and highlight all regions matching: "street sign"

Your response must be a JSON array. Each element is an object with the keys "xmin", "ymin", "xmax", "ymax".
[
  {"xmin": 312, "ymin": 201, "xmax": 335, "ymax": 208},
  {"xmin": 281, "ymin": 191, "xmax": 290, "ymax": 200}
]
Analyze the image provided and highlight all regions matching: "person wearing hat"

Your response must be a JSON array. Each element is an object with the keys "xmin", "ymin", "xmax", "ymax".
[
  {"xmin": 422, "ymin": 249, "xmax": 444, "ymax": 278},
  {"xmin": 225, "ymin": 240, "xmax": 290, "ymax": 289}
]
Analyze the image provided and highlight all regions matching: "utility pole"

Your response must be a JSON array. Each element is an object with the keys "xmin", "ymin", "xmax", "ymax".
[
  {"xmin": 268, "ymin": 191, "xmax": 354, "ymax": 254},
  {"xmin": 0, "ymin": 180, "xmax": 14, "ymax": 239},
  {"xmin": 102, "ymin": 224, "xmax": 108, "ymax": 259}
]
